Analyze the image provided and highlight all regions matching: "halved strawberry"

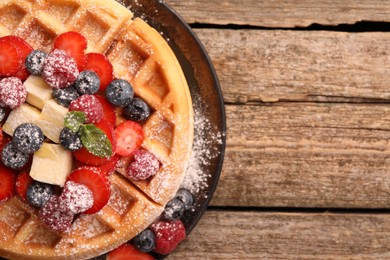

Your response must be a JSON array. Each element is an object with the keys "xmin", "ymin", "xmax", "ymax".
[
  {"xmin": 95, "ymin": 95, "xmax": 116, "ymax": 126},
  {"xmin": 15, "ymin": 171, "xmax": 33, "ymax": 201},
  {"xmin": 73, "ymin": 119, "xmax": 116, "ymax": 166},
  {"xmin": 107, "ymin": 243, "xmax": 154, "ymax": 260},
  {"xmin": 0, "ymin": 38, "xmax": 21, "ymax": 76},
  {"xmin": 3, "ymin": 36, "xmax": 34, "ymax": 81},
  {"xmin": 0, "ymin": 162, "xmax": 16, "ymax": 202},
  {"xmin": 85, "ymin": 53, "xmax": 113, "ymax": 91},
  {"xmin": 53, "ymin": 31, "xmax": 87, "ymax": 71},
  {"xmin": 100, "ymin": 154, "xmax": 120, "ymax": 176},
  {"xmin": 67, "ymin": 166, "xmax": 110, "ymax": 214},
  {"xmin": 115, "ymin": 121, "xmax": 144, "ymax": 157}
]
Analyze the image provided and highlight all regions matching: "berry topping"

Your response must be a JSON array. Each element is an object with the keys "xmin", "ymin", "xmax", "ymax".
[
  {"xmin": 127, "ymin": 149, "xmax": 159, "ymax": 180},
  {"xmin": 150, "ymin": 220, "xmax": 186, "ymax": 255},
  {"xmin": 0, "ymin": 77, "xmax": 27, "ymax": 109},
  {"xmin": 124, "ymin": 97, "xmax": 151, "ymax": 122},
  {"xmin": 115, "ymin": 121, "xmax": 144, "ymax": 157},
  {"xmin": 25, "ymin": 50, "xmax": 48, "ymax": 76},
  {"xmin": 107, "ymin": 243, "xmax": 154, "ymax": 260},
  {"xmin": 15, "ymin": 171, "xmax": 33, "ymax": 201},
  {"xmin": 69, "ymin": 94, "xmax": 103, "ymax": 124},
  {"xmin": 0, "ymin": 37, "xmax": 21, "ymax": 76},
  {"xmin": 85, "ymin": 53, "xmax": 113, "ymax": 91},
  {"xmin": 53, "ymin": 31, "xmax": 87, "ymax": 71},
  {"xmin": 163, "ymin": 198, "xmax": 185, "ymax": 221},
  {"xmin": 1, "ymin": 142, "xmax": 29, "ymax": 170},
  {"xmin": 175, "ymin": 188, "xmax": 194, "ymax": 211},
  {"xmin": 26, "ymin": 181, "xmax": 54, "ymax": 208},
  {"xmin": 67, "ymin": 167, "xmax": 110, "ymax": 214},
  {"xmin": 133, "ymin": 229, "xmax": 155, "ymax": 253},
  {"xmin": 59, "ymin": 127, "xmax": 82, "ymax": 151},
  {"xmin": 105, "ymin": 79, "xmax": 134, "ymax": 107},
  {"xmin": 43, "ymin": 49, "xmax": 79, "ymax": 89},
  {"xmin": 100, "ymin": 154, "xmax": 120, "ymax": 176},
  {"xmin": 0, "ymin": 163, "xmax": 15, "ymax": 202},
  {"xmin": 12, "ymin": 123, "xmax": 44, "ymax": 154},
  {"xmin": 4, "ymin": 36, "xmax": 34, "ymax": 81},
  {"xmin": 58, "ymin": 180, "xmax": 94, "ymax": 214},
  {"xmin": 52, "ymin": 85, "xmax": 80, "ymax": 107},
  {"xmin": 95, "ymin": 95, "xmax": 116, "ymax": 126},
  {"xmin": 74, "ymin": 70, "xmax": 100, "ymax": 95},
  {"xmin": 39, "ymin": 195, "xmax": 74, "ymax": 233}
]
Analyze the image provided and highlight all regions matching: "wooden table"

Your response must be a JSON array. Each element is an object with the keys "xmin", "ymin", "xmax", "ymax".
[{"xmin": 165, "ymin": 1, "xmax": 390, "ymax": 259}]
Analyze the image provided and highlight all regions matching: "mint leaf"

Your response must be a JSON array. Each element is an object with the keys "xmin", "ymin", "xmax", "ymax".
[
  {"xmin": 64, "ymin": 112, "xmax": 86, "ymax": 132},
  {"xmin": 79, "ymin": 124, "xmax": 112, "ymax": 158}
]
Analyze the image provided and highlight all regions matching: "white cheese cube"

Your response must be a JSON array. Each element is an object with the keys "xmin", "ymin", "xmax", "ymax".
[
  {"xmin": 2, "ymin": 103, "xmax": 41, "ymax": 136},
  {"xmin": 24, "ymin": 75, "xmax": 53, "ymax": 109},
  {"xmin": 30, "ymin": 143, "xmax": 73, "ymax": 187}
]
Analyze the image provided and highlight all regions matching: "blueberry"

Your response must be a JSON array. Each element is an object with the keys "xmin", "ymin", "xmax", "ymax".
[
  {"xmin": 163, "ymin": 198, "xmax": 185, "ymax": 221},
  {"xmin": 133, "ymin": 229, "xmax": 155, "ymax": 253},
  {"xmin": 1, "ymin": 142, "xmax": 29, "ymax": 170},
  {"xmin": 175, "ymin": 188, "xmax": 194, "ymax": 211},
  {"xmin": 52, "ymin": 86, "xmax": 80, "ymax": 107},
  {"xmin": 74, "ymin": 70, "xmax": 100, "ymax": 95},
  {"xmin": 26, "ymin": 181, "xmax": 53, "ymax": 208},
  {"xmin": 60, "ymin": 127, "xmax": 82, "ymax": 151},
  {"xmin": 105, "ymin": 79, "xmax": 134, "ymax": 107},
  {"xmin": 13, "ymin": 123, "xmax": 44, "ymax": 154},
  {"xmin": 123, "ymin": 97, "xmax": 151, "ymax": 122},
  {"xmin": 25, "ymin": 50, "xmax": 47, "ymax": 75}
]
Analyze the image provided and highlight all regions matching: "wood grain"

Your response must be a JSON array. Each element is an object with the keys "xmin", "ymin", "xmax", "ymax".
[
  {"xmin": 166, "ymin": 0, "xmax": 390, "ymax": 27},
  {"xmin": 210, "ymin": 103, "xmax": 390, "ymax": 208},
  {"xmin": 193, "ymin": 29, "xmax": 390, "ymax": 103},
  {"xmin": 168, "ymin": 210, "xmax": 390, "ymax": 259}
]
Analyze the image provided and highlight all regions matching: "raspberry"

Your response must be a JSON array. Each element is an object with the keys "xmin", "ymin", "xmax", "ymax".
[
  {"xmin": 39, "ymin": 195, "xmax": 74, "ymax": 233},
  {"xmin": 150, "ymin": 220, "xmax": 186, "ymax": 255},
  {"xmin": 69, "ymin": 94, "xmax": 103, "ymax": 123},
  {"xmin": 58, "ymin": 181, "xmax": 94, "ymax": 214},
  {"xmin": 127, "ymin": 149, "xmax": 160, "ymax": 180},
  {"xmin": 0, "ymin": 77, "xmax": 27, "ymax": 109},
  {"xmin": 42, "ymin": 49, "xmax": 79, "ymax": 89}
]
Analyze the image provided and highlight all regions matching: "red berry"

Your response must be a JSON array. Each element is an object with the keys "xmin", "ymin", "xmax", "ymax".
[
  {"xmin": 58, "ymin": 180, "xmax": 94, "ymax": 214},
  {"xmin": 3, "ymin": 36, "xmax": 34, "ymax": 81},
  {"xmin": 69, "ymin": 94, "xmax": 103, "ymax": 124},
  {"xmin": 150, "ymin": 220, "xmax": 186, "ymax": 255},
  {"xmin": 85, "ymin": 53, "xmax": 113, "ymax": 91},
  {"xmin": 114, "ymin": 121, "xmax": 144, "ymax": 157},
  {"xmin": 43, "ymin": 49, "xmax": 79, "ymax": 89},
  {"xmin": 0, "ymin": 77, "xmax": 27, "ymax": 109},
  {"xmin": 100, "ymin": 154, "xmax": 120, "ymax": 176},
  {"xmin": 107, "ymin": 243, "xmax": 154, "ymax": 260},
  {"xmin": 95, "ymin": 95, "xmax": 116, "ymax": 126},
  {"xmin": 0, "ymin": 37, "xmax": 22, "ymax": 76},
  {"xmin": 15, "ymin": 171, "xmax": 33, "ymax": 201},
  {"xmin": 53, "ymin": 31, "xmax": 87, "ymax": 71},
  {"xmin": 67, "ymin": 167, "xmax": 110, "ymax": 214},
  {"xmin": 127, "ymin": 149, "xmax": 160, "ymax": 180},
  {"xmin": 0, "ymin": 162, "xmax": 16, "ymax": 202},
  {"xmin": 39, "ymin": 195, "xmax": 74, "ymax": 233},
  {"xmin": 73, "ymin": 119, "xmax": 116, "ymax": 166}
]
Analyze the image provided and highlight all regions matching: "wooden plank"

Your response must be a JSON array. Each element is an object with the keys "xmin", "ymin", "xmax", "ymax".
[
  {"xmin": 167, "ymin": 0, "xmax": 390, "ymax": 27},
  {"xmin": 192, "ymin": 29, "xmax": 390, "ymax": 102},
  {"xmin": 210, "ymin": 103, "xmax": 390, "ymax": 208},
  {"xmin": 168, "ymin": 210, "xmax": 390, "ymax": 259}
]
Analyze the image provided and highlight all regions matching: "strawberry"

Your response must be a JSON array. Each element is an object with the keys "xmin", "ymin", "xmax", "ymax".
[
  {"xmin": 0, "ymin": 162, "xmax": 16, "ymax": 202},
  {"xmin": 95, "ymin": 95, "xmax": 116, "ymax": 126},
  {"xmin": 150, "ymin": 220, "xmax": 186, "ymax": 255},
  {"xmin": 107, "ymin": 243, "xmax": 154, "ymax": 260},
  {"xmin": 73, "ymin": 119, "xmax": 116, "ymax": 166},
  {"xmin": 85, "ymin": 53, "xmax": 113, "ymax": 91},
  {"xmin": 53, "ymin": 31, "xmax": 87, "ymax": 71},
  {"xmin": 115, "ymin": 121, "xmax": 144, "ymax": 157},
  {"xmin": 0, "ymin": 37, "xmax": 21, "ymax": 76},
  {"xmin": 15, "ymin": 171, "xmax": 33, "ymax": 201},
  {"xmin": 67, "ymin": 166, "xmax": 110, "ymax": 214},
  {"xmin": 100, "ymin": 154, "xmax": 120, "ymax": 176},
  {"xmin": 3, "ymin": 36, "xmax": 34, "ymax": 81}
]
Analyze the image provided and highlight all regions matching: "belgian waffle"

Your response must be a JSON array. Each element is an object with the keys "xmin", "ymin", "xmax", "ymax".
[{"xmin": 0, "ymin": 0, "xmax": 194, "ymax": 259}]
